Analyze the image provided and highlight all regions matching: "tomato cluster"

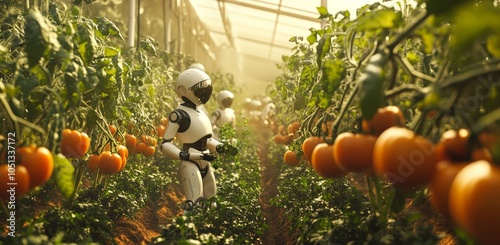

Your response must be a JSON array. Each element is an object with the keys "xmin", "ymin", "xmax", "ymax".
[
  {"xmin": 427, "ymin": 129, "xmax": 499, "ymax": 245},
  {"xmin": 60, "ymin": 129, "xmax": 91, "ymax": 158},
  {"xmin": 87, "ymin": 144, "xmax": 128, "ymax": 175},
  {"xmin": 0, "ymin": 146, "xmax": 54, "ymax": 201},
  {"xmin": 274, "ymin": 121, "xmax": 300, "ymax": 145}
]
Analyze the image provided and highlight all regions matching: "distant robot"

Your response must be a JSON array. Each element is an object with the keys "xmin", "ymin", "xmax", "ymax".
[
  {"xmin": 210, "ymin": 90, "xmax": 236, "ymax": 140},
  {"xmin": 160, "ymin": 68, "xmax": 235, "ymax": 211}
]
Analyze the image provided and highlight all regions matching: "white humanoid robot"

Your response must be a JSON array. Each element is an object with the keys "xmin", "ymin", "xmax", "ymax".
[
  {"xmin": 160, "ymin": 68, "xmax": 234, "ymax": 211},
  {"xmin": 260, "ymin": 97, "xmax": 276, "ymax": 126},
  {"xmin": 210, "ymin": 90, "xmax": 236, "ymax": 140}
]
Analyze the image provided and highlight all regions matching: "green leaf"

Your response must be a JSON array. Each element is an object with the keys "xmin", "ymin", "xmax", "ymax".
[
  {"xmin": 104, "ymin": 46, "xmax": 120, "ymax": 57},
  {"xmin": 94, "ymin": 17, "xmax": 125, "ymax": 40},
  {"xmin": 25, "ymin": 10, "xmax": 48, "ymax": 68},
  {"xmin": 316, "ymin": 36, "xmax": 331, "ymax": 67},
  {"xmin": 450, "ymin": 3, "xmax": 500, "ymax": 58},
  {"xmin": 357, "ymin": 9, "xmax": 402, "ymax": 32},
  {"xmin": 358, "ymin": 55, "xmax": 386, "ymax": 120},
  {"xmin": 24, "ymin": 9, "xmax": 61, "ymax": 68},
  {"xmin": 316, "ymin": 6, "xmax": 329, "ymax": 19},
  {"xmin": 307, "ymin": 29, "xmax": 317, "ymax": 45},
  {"xmin": 320, "ymin": 59, "xmax": 345, "ymax": 95},
  {"xmin": 53, "ymin": 154, "xmax": 75, "ymax": 200}
]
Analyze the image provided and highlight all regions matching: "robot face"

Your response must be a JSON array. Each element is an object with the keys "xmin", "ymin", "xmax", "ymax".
[{"xmin": 190, "ymin": 80, "xmax": 212, "ymax": 104}]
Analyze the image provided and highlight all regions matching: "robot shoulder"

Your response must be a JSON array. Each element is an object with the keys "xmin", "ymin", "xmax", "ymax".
[
  {"xmin": 169, "ymin": 109, "xmax": 190, "ymax": 132},
  {"xmin": 211, "ymin": 110, "xmax": 222, "ymax": 120}
]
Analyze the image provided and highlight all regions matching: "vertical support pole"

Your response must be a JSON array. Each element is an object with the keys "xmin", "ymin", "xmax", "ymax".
[
  {"xmin": 321, "ymin": 0, "xmax": 327, "ymax": 29},
  {"xmin": 128, "ymin": 0, "xmax": 136, "ymax": 47}
]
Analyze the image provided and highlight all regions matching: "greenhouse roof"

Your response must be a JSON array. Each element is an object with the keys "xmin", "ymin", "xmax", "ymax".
[{"xmin": 189, "ymin": 0, "xmax": 380, "ymax": 64}]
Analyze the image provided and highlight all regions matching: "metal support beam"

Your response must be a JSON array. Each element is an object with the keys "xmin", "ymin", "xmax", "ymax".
[{"xmin": 217, "ymin": 0, "xmax": 320, "ymax": 23}]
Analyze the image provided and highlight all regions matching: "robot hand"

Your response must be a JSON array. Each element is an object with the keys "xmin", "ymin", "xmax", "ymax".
[
  {"xmin": 179, "ymin": 151, "xmax": 216, "ymax": 161},
  {"xmin": 216, "ymin": 143, "xmax": 238, "ymax": 156}
]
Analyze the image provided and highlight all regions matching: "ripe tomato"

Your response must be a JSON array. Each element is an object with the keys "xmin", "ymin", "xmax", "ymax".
[
  {"xmin": 98, "ymin": 151, "xmax": 122, "ymax": 175},
  {"xmin": 470, "ymin": 147, "xmax": 493, "ymax": 162},
  {"xmin": 0, "ymin": 164, "xmax": 31, "ymax": 201},
  {"xmin": 156, "ymin": 124, "xmax": 166, "ymax": 138},
  {"xmin": 109, "ymin": 124, "xmax": 117, "ymax": 136},
  {"xmin": 60, "ymin": 129, "xmax": 90, "ymax": 158},
  {"xmin": 135, "ymin": 142, "xmax": 147, "ymax": 154},
  {"xmin": 21, "ymin": 147, "xmax": 54, "ymax": 188},
  {"xmin": 373, "ymin": 127, "xmax": 437, "ymax": 190},
  {"xmin": 125, "ymin": 134, "xmax": 137, "ymax": 152},
  {"xmin": 160, "ymin": 117, "xmax": 169, "ymax": 127},
  {"xmin": 428, "ymin": 160, "xmax": 468, "ymax": 220},
  {"xmin": 362, "ymin": 106, "xmax": 405, "ymax": 136},
  {"xmin": 142, "ymin": 146, "xmax": 156, "ymax": 157},
  {"xmin": 302, "ymin": 136, "xmax": 324, "ymax": 163},
  {"xmin": 87, "ymin": 154, "xmax": 100, "ymax": 174},
  {"xmin": 311, "ymin": 143, "xmax": 347, "ymax": 178},
  {"xmin": 478, "ymin": 131, "xmax": 497, "ymax": 149},
  {"xmin": 287, "ymin": 121, "xmax": 301, "ymax": 135},
  {"xmin": 333, "ymin": 133, "xmax": 376, "ymax": 173},
  {"xmin": 435, "ymin": 129, "xmax": 471, "ymax": 162},
  {"xmin": 449, "ymin": 160, "xmax": 500, "ymax": 245},
  {"xmin": 283, "ymin": 150, "xmax": 300, "ymax": 167},
  {"xmin": 117, "ymin": 145, "xmax": 129, "ymax": 171}
]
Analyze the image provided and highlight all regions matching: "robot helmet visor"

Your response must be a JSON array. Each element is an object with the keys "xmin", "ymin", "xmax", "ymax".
[
  {"xmin": 221, "ymin": 97, "xmax": 233, "ymax": 108},
  {"xmin": 190, "ymin": 80, "xmax": 212, "ymax": 104}
]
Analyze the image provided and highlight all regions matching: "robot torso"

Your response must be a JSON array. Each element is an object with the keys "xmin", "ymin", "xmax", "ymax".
[
  {"xmin": 168, "ymin": 104, "xmax": 213, "ymax": 145},
  {"xmin": 211, "ymin": 108, "xmax": 236, "ymax": 127}
]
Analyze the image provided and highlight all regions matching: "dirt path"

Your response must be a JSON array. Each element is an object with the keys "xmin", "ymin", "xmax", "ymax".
[
  {"xmin": 114, "ymin": 184, "xmax": 184, "ymax": 245},
  {"xmin": 112, "ymin": 125, "xmax": 293, "ymax": 244},
  {"xmin": 256, "ymin": 127, "xmax": 296, "ymax": 245}
]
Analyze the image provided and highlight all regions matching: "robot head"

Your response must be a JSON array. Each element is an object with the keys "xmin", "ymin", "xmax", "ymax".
[
  {"xmin": 189, "ymin": 63, "xmax": 206, "ymax": 72},
  {"xmin": 175, "ymin": 68, "xmax": 213, "ymax": 106},
  {"xmin": 217, "ymin": 90, "xmax": 234, "ymax": 108}
]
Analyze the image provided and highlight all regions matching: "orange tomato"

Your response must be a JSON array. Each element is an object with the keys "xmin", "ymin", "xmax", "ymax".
[
  {"xmin": 135, "ymin": 142, "xmax": 147, "ymax": 154},
  {"xmin": 160, "ymin": 117, "xmax": 169, "ymax": 127},
  {"xmin": 20, "ymin": 147, "xmax": 54, "ymax": 188},
  {"xmin": 125, "ymin": 134, "xmax": 137, "ymax": 152},
  {"xmin": 302, "ymin": 136, "xmax": 324, "ymax": 163},
  {"xmin": 283, "ymin": 150, "xmax": 301, "ymax": 167},
  {"xmin": 362, "ymin": 106, "xmax": 405, "ymax": 136},
  {"xmin": 116, "ymin": 145, "xmax": 128, "ymax": 171},
  {"xmin": 449, "ymin": 160, "xmax": 500, "ymax": 245},
  {"xmin": 470, "ymin": 147, "xmax": 493, "ymax": 162},
  {"xmin": 142, "ymin": 146, "xmax": 156, "ymax": 157},
  {"xmin": 333, "ymin": 133, "xmax": 376, "ymax": 173},
  {"xmin": 478, "ymin": 131, "xmax": 497, "ymax": 149},
  {"xmin": 373, "ymin": 127, "xmax": 437, "ymax": 190},
  {"xmin": 109, "ymin": 124, "xmax": 117, "ymax": 136},
  {"xmin": 311, "ymin": 143, "xmax": 347, "ymax": 178},
  {"xmin": 287, "ymin": 121, "xmax": 301, "ymax": 135},
  {"xmin": 428, "ymin": 160, "xmax": 468, "ymax": 220},
  {"xmin": 87, "ymin": 154, "xmax": 100, "ymax": 174},
  {"xmin": 97, "ymin": 151, "xmax": 122, "ymax": 175},
  {"xmin": 60, "ymin": 129, "xmax": 90, "ymax": 158},
  {"xmin": 435, "ymin": 129, "xmax": 471, "ymax": 162},
  {"xmin": 156, "ymin": 125, "xmax": 166, "ymax": 138},
  {"xmin": 0, "ymin": 164, "xmax": 31, "ymax": 201}
]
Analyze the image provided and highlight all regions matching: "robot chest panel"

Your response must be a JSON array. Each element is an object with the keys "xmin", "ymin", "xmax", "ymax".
[
  {"xmin": 217, "ymin": 109, "xmax": 235, "ymax": 125},
  {"xmin": 176, "ymin": 108, "xmax": 213, "ymax": 143}
]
